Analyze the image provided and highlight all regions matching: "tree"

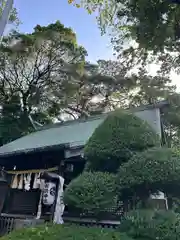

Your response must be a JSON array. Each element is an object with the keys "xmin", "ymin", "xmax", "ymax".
[
  {"xmin": 98, "ymin": 62, "xmax": 175, "ymax": 108},
  {"xmin": 117, "ymin": 147, "xmax": 180, "ymax": 204},
  {"xmin": 51, "ymin": 59, "xmax": 140, "ymax": 119},
  {"xmin": 0, "ymin": 21, "xmax": 136, "ymax": 144},
  {"xmin": 0, "ymin": 21, "xmax": 86, "ymax": 143},
  {"xmin": 125, "ymin": 68, "xmax": 175, "ymax": 106},
  {"xmin": 160, "ymin": 93, "xmax": 180, "ymax": 148},
  {"xmin": 95, "ymin": 60, "xmax": 180, "ymax": 148},
  {"xmin": 84, "ymin": 109, "xmax": 160, "ymax": 173},
  {"xmin": 95, "ymin": 59, "xmax": 139, "ymax": 110},
  {"xmin": 0, "ymin": 95, "xmax": 32, "ymax": 145},
  {"xmin": 49, "ymin": 61, "xmax": 118, "ymax": 119},
  {"xmin": 0, "ymin": 95, "xmax": 52, "ymax": 145},
  {"xmin": 69, "ymin": 0, "xmax": 180, "ymax": 52}
]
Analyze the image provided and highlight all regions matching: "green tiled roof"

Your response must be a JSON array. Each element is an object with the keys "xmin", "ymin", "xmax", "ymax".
[
  {"xmin": 0, "ymin": 116, "xmax": 107, "ymax": 156},
  {"xmin": 0, "ymin": 101, "xmax": 168, "ymax": 157}
]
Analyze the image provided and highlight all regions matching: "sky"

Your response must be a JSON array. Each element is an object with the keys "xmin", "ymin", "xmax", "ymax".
[{"xmin": 13, "ymin": 0, "xmax": 114, "ymax": 63}]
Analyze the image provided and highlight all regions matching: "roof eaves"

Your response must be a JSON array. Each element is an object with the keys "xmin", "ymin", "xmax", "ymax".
[
  {"xmin": 0, "ymin": 100, "xmax": 169, "ymax": 158},
  {"xmin": 0, "ymin": 143, "xmax": 68, "ymax": 158}
]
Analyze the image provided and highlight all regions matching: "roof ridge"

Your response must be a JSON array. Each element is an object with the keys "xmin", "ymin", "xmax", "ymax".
[
  {"xmin": 38, "ymin": 100, "xmax": 168, "ymax": 131},
  {"xmin": 37, "ymin": 112, "xmax": 108, "ymax": 131}
]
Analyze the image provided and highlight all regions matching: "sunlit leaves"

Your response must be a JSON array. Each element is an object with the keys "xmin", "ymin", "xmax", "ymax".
[{"xmin": 68, "ymin": 0, "xmax": 180, "ymax": 52}]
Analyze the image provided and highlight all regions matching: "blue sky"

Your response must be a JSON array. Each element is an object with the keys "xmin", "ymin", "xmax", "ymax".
[{"xmin": 13, "ymin": 0, "xmax": 114, "ymax": 63}]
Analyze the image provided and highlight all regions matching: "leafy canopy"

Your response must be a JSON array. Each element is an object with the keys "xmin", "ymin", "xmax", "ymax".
[
  {"xmin": 69, "ymin": 0, "xmax": 180, "ymax": 52},
  {"xmin": 0, "ymin": 21, "xmax": 86, "ymax": 144}
]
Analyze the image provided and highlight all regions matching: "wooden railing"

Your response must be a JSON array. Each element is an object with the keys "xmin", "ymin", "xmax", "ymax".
[
  {"xmin": 62, "ymin": 204, "xmax": 123, "ymax": 228},
  {"xmin": 0, "ymin": 216, "xmax": 14, "ymax": 237},
  {"xmin": 0, "ymin": 204, "xmax": 123, "ymax": 236}
]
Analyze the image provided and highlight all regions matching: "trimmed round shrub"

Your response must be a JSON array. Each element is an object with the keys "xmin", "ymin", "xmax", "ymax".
[
  {"xmin": 119, "ymin": 209, "xmax": 180, "ymax": 240},
  {"xmin": 64, "ymin": 172, "xmax": 117, "ymax": 215},
  {"xmin": 1, "ymin": 223, "xmax": 133, "ymax": 240},
  {"xmin": 117, "ymin": 147, "xmax": 180, "ymax": 198},
  {"xmin": 84, "ymin": 110, "xmax": 160, "ymax": 172}
]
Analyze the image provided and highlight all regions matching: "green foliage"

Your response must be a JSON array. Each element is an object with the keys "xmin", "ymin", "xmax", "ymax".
[
  {"xmin": 117, "ymin": 147, "xmax": 180, "ymax": 198},
  {"xmin": 75, "ymin": 0, "xmax": 180, "ymax": 52},
  {"xmin": 0, "ymin": 21, "xmax": 88, "ymax": 144},
  {"xmin": 32, "ymin": 21, "xmax": 81, "ymax": 50},
  {"xmin": 0, "ymin": 96, "xmax": 32, "ymax": 145},
  {"xmin": 64, "ymin": 172, "xmax": 117, "ymax": 215},
  {"xmin": 119, "ymin": 209, "xmax": 180, "ymax": 240},
  {"xmin": 68, "ymin": 0, "xmax": 118, "ymax": 34},
  {"xmin": 115, "ymin": 0, "xmax": 177, "ymax": 52},
  {"xmin": 1, "ymin": 223, "xmax": 131, "ymax": 240},
  {"xmin": 0, "ymin": 94, "xmax": 53, "ymax": 145},
  {"xmin": 84, "ymin": 110, "xmax": 160, "ymax": 172},
  {"xmin": 3, "ymin": 21, "xmax": 86, "ymax": 57},
  {"xmin": 0, "ymin": 22, "xmax": 124, "ymax": 144},
  {"xmin": 34, "ymin": 21, "xmax": 75, "ymax": 37}
]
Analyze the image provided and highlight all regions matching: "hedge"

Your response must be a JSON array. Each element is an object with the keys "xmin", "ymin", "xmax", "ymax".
[
  {"xmin": 119, "ymin": 209, "xmax": 180, "ymax": 240},
  {"xmin": 64, "ymin": 172, "xmax": 117, "ymax": 216},
  {"xmin": 117, "ymin": 147, "xmax": 180, "ymax": 198},
  {"xmin": 1, "ymin": 224, "xmax": 133, "ymax": 240},
  {"xmin": 84, "ymin": 110, "xmax": 160, "ymax": 172}
]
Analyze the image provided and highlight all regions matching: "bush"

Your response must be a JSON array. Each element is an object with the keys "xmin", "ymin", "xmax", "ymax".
[
  {"xmin": 1, "ymin": 224, "xmax": 133, "ymax": 240},
  {"xmin": 119, "ymin": 209, "xmax": 180, "ymax": 240},
  {"xmin": 84, "ymin": 110, "xmax": 160, "ymax": 172},
  {"xmin": 117, "ymin": 147, "xmax": 180, "ymax": 199},
  {"xmin": 64, "ymin": 172, "xmax": 117, "ymax": 216}
]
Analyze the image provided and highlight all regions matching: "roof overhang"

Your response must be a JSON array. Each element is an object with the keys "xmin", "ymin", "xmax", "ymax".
[
  {"xmin": 0, "ymin": 143, "xmax": 68, "ymax": 158},
  {"xmin": 0, "ymin": 100, "xmax": 169, "ymax": 158}
]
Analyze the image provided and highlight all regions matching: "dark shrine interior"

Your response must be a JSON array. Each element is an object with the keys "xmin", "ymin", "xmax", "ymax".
[
  {"xmin": 0, "ymin": 148, "xmax": 65, "ymax": 171},
  {"xmin": 0, "ymin": 146, "xmax": 85, "ymax": 217}
]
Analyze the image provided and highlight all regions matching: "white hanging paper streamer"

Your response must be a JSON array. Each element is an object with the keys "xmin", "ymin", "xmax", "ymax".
[
  {"xmin": 40, "ymin": 179, "xmax": 45, "ymax": 190},
  {"xmin": 53, "ymin": 176, "xmax": 65, "ymax": 224},
  {"xmin": 36, "ymin": 191, "xmax": 43, "ymax": 219},
  {"xmin": 24, "ymin": 173, "xmax": 32, "ymax": 191},
  {"xmin": 36, "ymin": 179, "xmax": 45, "ymax": 219},
  {"xmin": 33, "ymin": 173, "xmax": 41, "ymax": 189},
  {"xmin": 33, "ymin": 173, "xmax": 38, "ymax": 189},
  {"xmin": 18, "ymin": 174, "xmax": 24, "ymax": 189},
  {"xmin": 11, "ymin": 174, "xmax": 18, "ymax": 189},
  {"xmin": 37, "ymin": 172, "xmax": 41, "ymax": 185}
]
